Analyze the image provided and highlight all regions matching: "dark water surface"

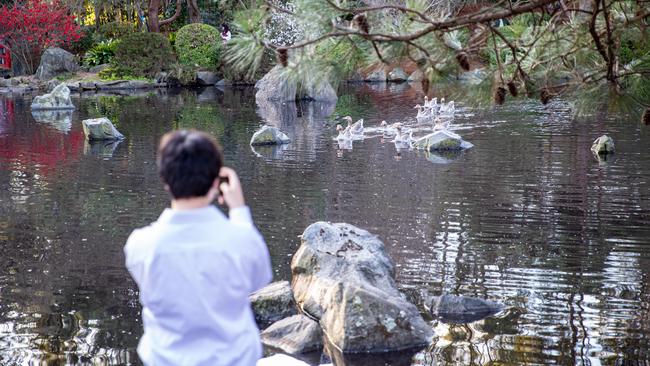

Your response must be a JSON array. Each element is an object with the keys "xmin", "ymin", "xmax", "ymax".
[{"xmin": 1, "ymin": 84, "xmax": 649, "ymax": 365}]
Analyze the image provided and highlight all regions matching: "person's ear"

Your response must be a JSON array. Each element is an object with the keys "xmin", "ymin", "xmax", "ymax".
[{"xmin": 164, "ymin": 184, "xmax": 170, "ymax": 192}]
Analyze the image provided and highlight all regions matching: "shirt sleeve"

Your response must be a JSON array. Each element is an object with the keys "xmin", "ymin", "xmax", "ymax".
[
  {"xmin": 249, "ymin": 228, "xmax": 273, "ymax": 292},
  {"xmin": 229, "ymin": 206, "xmax": 253, "ymax": 226}
]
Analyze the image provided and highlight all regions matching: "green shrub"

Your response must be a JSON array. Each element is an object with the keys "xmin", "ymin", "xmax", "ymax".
[
  {"xmin": 175, "ymin": 23, "xmax": 220, "ymax": 69},
  {"xmin": 112, "ymin": 32, "xmax": 175, "ymax": 78},
  {"xmin": 84, "ymin": 40, "xmax": 120, "ymax": 67},
  {"xmin": 96, "ymin": 22, "xmax": 137, "ymax": 42},
  {"xmin": 67, "ymin": 26, "xmax": 96, "ymax": 55}
]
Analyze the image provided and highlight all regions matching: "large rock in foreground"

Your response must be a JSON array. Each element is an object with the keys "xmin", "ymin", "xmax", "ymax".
[
  {"xmin": 591, "ymin": 134, "xmax": 615, "ymax": 155},
  {"xmin": 291, "ymin": 222, "xmax": 433, "ymax": 353},
  {"xmin": 82, "ymin": 117, "xmax": 124, "ymax": 141},
  {"xmin": 250, "ymin": 281, "xmax": 297, "ymax": 328},
  {"xmin": 412, "ymin": 130, "xmax": 473, "ymax": 152},
  {"xmin": 261, "ymin": 314, "xmax": 322, "ymax": 354},
  {"xmin": 35, "ymin": 48, "xmax": 79, "ymax": 80},
  {"xmin": 31, "ymin": 84, "xmax": 75, "ymax": 110},
  {"xmin": 250, "ymin": 126, "xmax": 291, "ymax": 146}
]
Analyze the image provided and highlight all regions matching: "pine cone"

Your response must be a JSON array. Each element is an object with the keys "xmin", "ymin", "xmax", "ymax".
[
  {"xmin": 276, "ymin": 48, "xmax": 288, "ymax": 67},
  {"xmin": 455, "ymin": 52, "xmax": 470, "ymax": 71},
  {"xmin": 507, "ymin": 80, "xmax": 518, "ymax": 97},
  {"xmin": 643, "ymin": 108, "xmax": 650, "ymax": 125},
  {"xmin": 494, "ymin": 85, "xmax": 507, "ymax": 105},
  {"xmin": 354, "ymin": 13, "xmax": 370, "ymax": 34},
  {"xmin": 540, "ymin": 88, "xmax": 552, "ymax": 104}
]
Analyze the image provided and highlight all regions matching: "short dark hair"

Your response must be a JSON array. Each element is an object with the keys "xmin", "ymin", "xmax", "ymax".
[{"xmin": 157, "ymin": 130, "xmax": 223, "ymax": 199}]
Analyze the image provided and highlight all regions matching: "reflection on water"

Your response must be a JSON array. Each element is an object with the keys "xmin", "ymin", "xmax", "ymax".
[{"xmin": 0, "ymin": 84, "xmax": 649, "ymax": 365}]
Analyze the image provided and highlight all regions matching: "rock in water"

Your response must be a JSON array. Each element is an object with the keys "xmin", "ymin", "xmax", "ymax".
[
  {"xmin": 260, "ymin": 314, "xmax": 323, "ymax": 354},
  {"xmin": 250, "ymin": 126, "xmax": 291, "ymax": 146},
  {"xmin": 387, "ymin": 68, "xmax": 408, "ymax": 82},
  {"xmin": 35, "ymin": 48, "xmax": 79, "ymax": 80},
  {"xmin": 196, "ymin": 71, "xmax": 218, "ymax": 86},
  {"xmin": 250, "ymin": 281, "xmax": 297, "ymax": 328},
  {"xmin": 82, "ymin": 117, "xmax": 124, "ymax": 141},
  {"xmin": 412, "ymin": 130, "xmax": 465, "ymax": 151},
  {"xmin": 291, "ymin": 222, "xmax": 433, "ymax": 352},
  {"xmin": 365, "ymin": 69, "xmax": 386, "ymax": 82},
  {"xmin": 407, "ymin": 70, "xmax": 424, "ymax": 82},
  {"xmin": 591, "ymin": 135, "xmax": 615, "ymax": 155},
  {"xmin": 427, "ymin": 294, "xmax": 503, "ymax": 324},
  {"xmin": 256, "ymin": 65, "xmax": 337, "ymax": 102},
  {"xmin": 31, "ymin": 84, "xmax": 75, "ymax": 110}
]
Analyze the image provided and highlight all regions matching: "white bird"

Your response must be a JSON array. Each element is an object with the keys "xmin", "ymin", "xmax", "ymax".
[
  {"xmin": 414, "ymin": 104, "xmax": 432, "ymax": 119},
  {"xmin": 440, "ymin": 101, "xmax": 455, "ymax": 116},
  {"xmin": 336, "ymin": 124, "xmax": 352, "ymax": 141},
  {"xmin": 393, "ymin": 124, "xmax": 414, "ymax": 145},
  {"xmin": 343, "ymin": 116, "xmax": 364, "ymax": 136},
  {"xmin": 433, "ymin": 117, "xmax": 450, "ymax": 131}
]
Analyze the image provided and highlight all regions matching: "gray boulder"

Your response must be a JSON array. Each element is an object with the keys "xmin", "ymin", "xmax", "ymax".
[
  {"xmin": 387, "ymin": 68, "xmax": 408, "ymax": 82},
  {"xmin": 31, "ymin": 84, "xmax": 75, "ymax": 110},
  {"xmin": 89, "ymin": 64, "xmax": 110, "ymax": 74},
  {"xmin": 427, "ymin": 295, "xmax": 503, "ymax": 324},
  {"xmin": 35, "ymin": 48, "xmax": 79, "ymax": 80},
  {"xmin": 250, "ymin": 281, "xmax": 297, "ymax": 328},
  {"xmin": 412, "ymin": 130, "xmax": 471, "ymax": 152},
  {"xmin": 255, "ymin": 66, "xmax": 297, "ymax": 102},
  {"xmin": 250, "ymin": 125, "xmax": 291, "ymax": 146},
  {"xmin": 196, "ymin": 71, "xmax": 218, "ymax": 86},
  {"xmin": 365, "ymin": 69, "xmax": 386, "ymax": 82},
  {"xmin": 260, "ymin": 314, "xmax": 323, "ymax": 354},
  {"xmin": 256, "ymin": 66, "xmax": 337, "ymax": 102},
  {"xmin": 291, "ymin": 222, "xmax": 433, "ymax": 353},
  {"xmin": 591, "ymin": 134, "xmax": 614, "ymax": 155},
  {"xmin": 82, "ymin": 117, "xmax": 124, "ymax": 141},
  {"xmin": 300, "ymin": 79, "xmax": 338, "ymax": 102},
  {"xmin": 408, "ymin": 69, "xmax": 424, "ymax": 82}
]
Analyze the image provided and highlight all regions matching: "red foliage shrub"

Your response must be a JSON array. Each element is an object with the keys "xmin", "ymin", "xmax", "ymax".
[{"xmin": 0, "ymin": 0, "xmax": 82, "ymax": 74}]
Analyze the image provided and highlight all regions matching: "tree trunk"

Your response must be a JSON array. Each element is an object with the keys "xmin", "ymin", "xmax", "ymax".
[
  {"xmin": 148, "ymin": 0, "xmax": 184, "ymax": 32},
  {"xmin": 187, "ymin": 0, "xmax": 201, "ymax": 23},
  {"xmin": 148, "ymin": 0, "xmax": 161, "ymax": 32}
]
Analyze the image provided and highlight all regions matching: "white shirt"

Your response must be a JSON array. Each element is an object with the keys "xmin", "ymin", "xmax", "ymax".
[
  {"xmin": 221, "ymin": 31, "xmax": 231, "ymax": 42},
  {"xmin": 124, "ymin": 205, "xmax": 273, "ymax": 366}
]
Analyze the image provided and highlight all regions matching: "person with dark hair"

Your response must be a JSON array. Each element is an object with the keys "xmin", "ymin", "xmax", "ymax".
[
  {"xmin": 124, "ymin": 130, "xmax": 272, "ymax": 366},
  {"xmin": 221, "ymin": 23, "xmax": 231, "ymax": 43}
]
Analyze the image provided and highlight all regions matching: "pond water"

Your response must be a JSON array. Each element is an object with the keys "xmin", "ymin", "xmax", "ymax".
[{"xmin": 1, "ymin": 83, "xmax": 649, "ymax": 365}]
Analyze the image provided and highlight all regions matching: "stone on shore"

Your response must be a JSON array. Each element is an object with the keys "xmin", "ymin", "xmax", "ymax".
[
  {"xmin": 427, "ymin": 294, "xmax": 503, "ymax": 324},
  {"xmin": 82, "ymin": 117, "xmax": 124, "ymax": 141},
  {"xmin": 291, "ymin": 222, "xmax": 433, "ymax": 353},
  {"xmin": 591, "ymin": 134, "xmax": 615, "ymax": 155},
  {"xmin": 387, "ymin": 68, "xmax": 408, "ymax": 82},
  {"xmin": 250, "ymin": 125, "xmax": 291, "ymax": 146},
  {"xmin": 196, "ymin": 71, "xmax": 218, "ymax": 86},
  {"xmin": 250, "ymin": 281, "xmax": 297, "ymax": 328},
  {"xmin": 31, "ymin": 84, "xmax": 75, "ymax": 110},
  {"xmin": 35, "ymin": 48, "xmax": 79, "ymax": 80},
  {"xmin": 260, "ymin": 314, "xmax": 323, "ymax": 354},
  {"xmin": 365, "ymin": 69, "xmax": 386, "ymax": 82},
  {"xmin": 412, "ymin": 130, "xmax": 467, "ymax": 152}
]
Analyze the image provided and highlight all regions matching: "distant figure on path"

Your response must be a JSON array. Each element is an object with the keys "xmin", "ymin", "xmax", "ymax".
[
  {"xmin": 221, "ymin": 23, "xmax": 232, "ymax": 43},
  {"xmin": 124, "ymin": 130, "xmax": 272, "ymax": 366}
]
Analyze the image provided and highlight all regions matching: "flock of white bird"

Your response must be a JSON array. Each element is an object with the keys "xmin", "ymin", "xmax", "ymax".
[{"xmin": 335, "ymin": 96, "xmax": 457, "ymax": 150}]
